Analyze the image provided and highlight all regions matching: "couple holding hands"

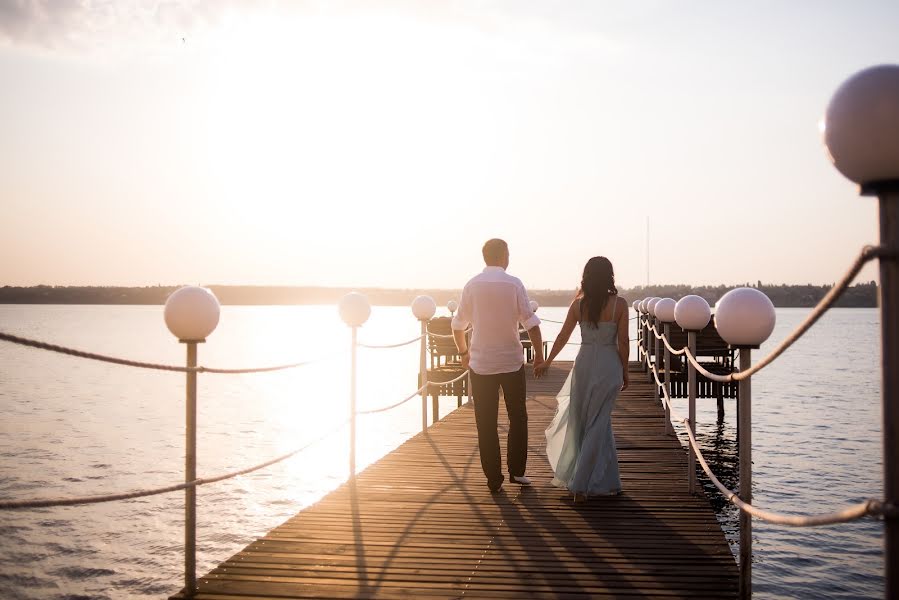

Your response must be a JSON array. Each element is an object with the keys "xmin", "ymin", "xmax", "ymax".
[{"xmin": 452, "ymin": 239, "xmax": 629, "ymax": 502}]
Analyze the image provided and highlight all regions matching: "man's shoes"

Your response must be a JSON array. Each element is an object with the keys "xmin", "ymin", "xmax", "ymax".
[
  {"xmin": 489, "ymin": 482, "xmax": 504, "ymax": 493},
  {"xmin": 510, "ymin": 475, "xmax": 532, "ymax": 486}
]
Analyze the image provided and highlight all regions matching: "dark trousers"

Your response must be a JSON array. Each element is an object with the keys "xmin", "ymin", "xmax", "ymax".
[{"xmin": 470, "ymin": 366, "xmax": 528, "ymax": 487}]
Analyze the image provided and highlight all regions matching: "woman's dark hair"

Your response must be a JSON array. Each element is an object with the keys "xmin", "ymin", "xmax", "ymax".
[{"xmin": 579, "ymin": 256, "xmax": 617, "ymax": 326}]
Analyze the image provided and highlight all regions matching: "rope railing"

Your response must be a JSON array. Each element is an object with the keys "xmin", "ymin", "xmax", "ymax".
[
  {"xmin": 0, "ymin": 420, "xmax": 348, "ymax": 510},
  {"xmin": 358, "ymin": 334, "xmax": 424, "ymax": 349},
  {"xmin": 355, "ymin": 383, "xmax": 430, "ymax": 415},
  {"xmin": 647, "ymin": 361, "xmax": 886, "ymax": 525},
  {"xmin": 642, "ymin": 244, "xmax": 896, "ymax": 383},
  {"xmin": 0, "ymin": 331, "xmax": 331, "ymax": 375}
]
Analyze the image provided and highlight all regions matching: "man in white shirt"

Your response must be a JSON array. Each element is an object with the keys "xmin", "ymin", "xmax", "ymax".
[{"xmin": 452, "ymin": 238, "xmax": 544, "ymax": 493}]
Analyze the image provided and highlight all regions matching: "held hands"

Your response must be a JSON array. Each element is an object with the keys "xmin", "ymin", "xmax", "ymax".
[{"xmin": 534, "ymin": 357, "xmax": 550, "ymax": 379}]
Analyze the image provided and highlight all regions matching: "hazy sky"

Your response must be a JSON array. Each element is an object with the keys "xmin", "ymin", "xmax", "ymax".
[{"xmin": 1, "ymin": 1, "xmax": 897, "ymax": 291}]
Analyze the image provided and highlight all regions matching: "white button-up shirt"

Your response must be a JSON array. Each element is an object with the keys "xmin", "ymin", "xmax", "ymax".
[{"xmin": 451, "ymin": 266, "xmax": 541, "ymax": 375}]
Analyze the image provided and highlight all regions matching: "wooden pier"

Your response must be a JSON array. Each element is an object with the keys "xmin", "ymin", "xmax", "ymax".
[{"xmin": 173, "ymin": 362, "xmax": 737, "ymax": 599}]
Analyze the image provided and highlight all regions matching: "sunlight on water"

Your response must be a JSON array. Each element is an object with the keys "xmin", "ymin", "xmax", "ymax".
[{"xmin": 0, "ymin": 305, "xmax": 885, "ymax": 599}]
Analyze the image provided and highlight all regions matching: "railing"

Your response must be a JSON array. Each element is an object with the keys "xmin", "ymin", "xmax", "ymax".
[
  {"xmin": 634, "ymin": 241, "xmax": 898, "ymax": 600},
  {"xmin": 0, "ymin": 292, "xmax": 471, "ymax": 598}
]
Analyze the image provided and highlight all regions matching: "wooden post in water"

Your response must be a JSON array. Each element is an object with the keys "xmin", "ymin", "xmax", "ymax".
[
  {"xmin": 738, "ymin": 348, "xmax": 753, "ymax": 600},
  {"xmin": 350, "ymin": 326, "xmax": 357, "ymax": 481},
  {"xmin": 687, "ymin": 330, "xmax": 698, "ymax": 495},
  {"xmin": 184, "ymin": 340, "xmax": 198, "ymax": 598}
]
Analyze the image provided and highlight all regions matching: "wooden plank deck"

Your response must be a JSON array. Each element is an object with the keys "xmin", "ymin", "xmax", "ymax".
[{"xmin": 174, "ymin": 362, "xmax": 738, "ymax": 599}]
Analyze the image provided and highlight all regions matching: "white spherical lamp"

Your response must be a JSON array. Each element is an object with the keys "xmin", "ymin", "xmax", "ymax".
[
  {"xmin": 654, "ymin": 298, "xmax": 676, "ymax": 323},
  {"xmin": 339, "ymin": 292, "xmax": 371, "ymax": 328},
  {"xmin": 639, "ymin": 298, "xmax": 649, "ymax": 313},
  {"xmin": 714, "ymin": 288, "xmax": 776, "ymax": 347},
  {"xmin": 647, "ymin": 297, "xmax": 662, "ymax": 317},
  {"xmin": 631, "ymin": 300, "xmax": 640, "ymax": 313},
  {"xmin": 529, "ymin": 299, "xmax": 539, "ymax": 312},
  {"xmin": 411, "ymin": 295, "xmax": 437, "ymax": 321},
  {"xmin": 823, "ymin": 64, "xmax": 899, "ymax": 186},
  {"xmin": 675, "ymin": 295, "xmax": 712, "ymax": 331},
  {"xmin": 164, "ymin": 286, "xmax": 220, "ymax": 341},
  {"xmin": 447, "ymin": 299, "xmax": 458, "ymax": 314}
]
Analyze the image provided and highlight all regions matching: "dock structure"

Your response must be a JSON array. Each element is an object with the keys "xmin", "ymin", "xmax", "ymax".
[{"xmin": 174, "ymin": 362, "xmax": 737, "ymax": 599}]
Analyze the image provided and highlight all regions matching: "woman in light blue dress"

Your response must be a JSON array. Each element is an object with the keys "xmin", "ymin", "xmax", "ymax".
[{"xmin": 536, "ymin": 257, "xmax": 629, "ymax": 503}]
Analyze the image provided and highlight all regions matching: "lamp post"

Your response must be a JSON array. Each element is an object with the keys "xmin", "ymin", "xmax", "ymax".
[
  {"xmin": 447, "ymin": 299, "xmax": 458, "ymax": 318},
  {"xmin": 646, "ymin": 297, "xmax": 662, "ymax": 393},
  {"xmin": 412, "ymin": 295, "xmax": 437, "ymax": 431},
  {"xmin": 164, "ymin": 285, "xmax": 221, "ymax": 599},
  {"xmin": 655, "ymin": 298, "xmax": 677, "ymax": 435},
  {"xmin": 639, "ymin": 299, "xmax": 650, "ymax": 371},
  {"xmin": 339, "ymin": 292, "xmax": 371, "ymax": 483},
  {"xmin": 675, "ymin": 295, "xmax": 712, "ymax": 495},
  {"xmin": 716, "ymin": 287, "xmax": 776, "ymax": 600},
  {"xmin": 822, "ymin": 64, "xmax": 899, "ymax": 600}
]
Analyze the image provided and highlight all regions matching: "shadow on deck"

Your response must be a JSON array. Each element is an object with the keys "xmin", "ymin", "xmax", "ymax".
[{"xmin": 172, "ymin": 362, "xmax": 738, "ymax": 599}]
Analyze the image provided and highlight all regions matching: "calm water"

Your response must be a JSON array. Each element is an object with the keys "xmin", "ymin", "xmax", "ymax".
[{"xmin": 0, "ymin": 305, "xmax": 884, "ymax": 599}]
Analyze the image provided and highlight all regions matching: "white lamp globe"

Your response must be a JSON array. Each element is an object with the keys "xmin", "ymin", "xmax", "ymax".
[
  {"xmin": 164, "ymin": 286, "xmax": 220, "ymax": 341},
  {"xmin": 639, "ymin": 298, "xmax": 650, "ymax": 313},
  {"xmin": 631, "ymin": 300, "xmax": 640, "ymax": 313},
  {"xmin": 447, "ymin": 299, "xmax": 459, "ymax": 314},
  {"xmin": 823, "ymin": 64, "xmax": 899, "ymax": 185},
  {"xmin": 654, "ymin": 298, "xmax": 676, "ymax": 323},
  {"xmin": 411, "ymin": 295, "xmax": 437, "ymax": 321},
  {"xmin": 647, "ymin": 297, "xmax": 662, "ymax": 317},
  {"xmin": 339, "ymin": 292, "xmax": 371, "ymax": 328},
  {"xmin": 529, "ymin": 299, "xmax": 539, "ymax": 312},
  {"xmin": 714, "ymin": 288, "xmax": 776, "ymax": 347},
  {"xmin": 675, "ymin": 295, "xmax": 712, "ymax": 331}
]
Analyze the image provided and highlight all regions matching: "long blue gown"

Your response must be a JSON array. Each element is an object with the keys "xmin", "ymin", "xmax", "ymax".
[{"xmin": 545, "ymin": 307, "xmax": 623, "ymax": 495}]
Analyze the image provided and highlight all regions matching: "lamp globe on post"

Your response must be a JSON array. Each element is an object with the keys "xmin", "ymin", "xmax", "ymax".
[
  {"xmin": 164, "ymin": 285, "xmax": 220, "ymax": 343},
  {"xmin": 338, "ymin": 292, "xmax": 371, "ymax": 484},
  {"xmin": 654, "ymin": 298, "xmax": 676, "ymax": 324},
  {"xmin": 163, "ymin": 285, "xmax": 220, "ymax": 598},
  {"xmin": 411, "ymin": 295, "xmax": 437, "ymax": 433},
  {"xmin": 647, "ymin": 297, "xmax": 662, "ymax": 318},
  {"xmin": 823, "ymin": 63, "xmax": 899, "ymax": 600},
  {"xmin": 714, "ymin": 287, "xmax": 775, "ymax": 600},
  {"xmin": 447, "ymin": 299, "xmax": 458, "ymax": 318},
  {"xmin": 675, "ymin": 295, "xmax": 712, "ymax": 333},
  {"xmin": 529, "ymin": 299, "xmax": 539, "ymax": 313},
  {"xmin": 674, "ymin": 294, "xmax": 712, "ymax": 497}
]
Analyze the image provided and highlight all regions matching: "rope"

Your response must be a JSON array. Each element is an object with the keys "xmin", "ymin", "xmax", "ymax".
[
  {"xmin": 427, "ymin": 331, "xmax": 457, "ymax": 339},
  {"xmin": 658, "ymin": 331, "xmax": 687, "ymax": 355},
  {"xmin": 428, "ymin": 370, "xmax": 470, "ymax": 386},
  {"xmin": 648, "ymin": 362, "xmax": 885, "ymax": 526},
  {"xmin": 0, "ymin": 420, "xmax": 348, "ymax": 510},
  {"xmin": 654, "ymin": 244, "xmax": 894, "ymax": 383},
  {"xmin": 358, "ymin": 335, "xmax": 423, "ymax": 349},
  {"xmin": 356, "ymin": 383, "xmax": 429, "ymax": 415},
  {"xmin": 0, "ymin": 331, "xmax": 329, "ymax": 375}
]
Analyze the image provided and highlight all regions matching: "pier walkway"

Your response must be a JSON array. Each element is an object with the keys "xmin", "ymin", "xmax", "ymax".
[{"xmin": 174, "ymin": 362, "xmax": 737, "ymax": 599}]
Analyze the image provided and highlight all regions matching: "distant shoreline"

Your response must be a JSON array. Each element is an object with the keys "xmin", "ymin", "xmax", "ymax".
[{"xmin": 0, "ymin": 283, "xmax": 879, "ymax": 308}]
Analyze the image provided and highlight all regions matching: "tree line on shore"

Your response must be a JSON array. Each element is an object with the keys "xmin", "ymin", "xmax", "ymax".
[{"xmin": 0, "ymin": 281, "xmax": 879, "ymax": 308}]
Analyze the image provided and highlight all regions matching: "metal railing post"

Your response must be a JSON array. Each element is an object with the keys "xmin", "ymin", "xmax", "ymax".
[
  {"xmin": 738, "ymin": 348, "xmax": 753, "ymax": 600},
  {"xmin": 184, "ymin": 341, "xmax": 198, "ymax": 598},
  {"xmin": 420, "ymin": 319, "xmax": 428, "ymax": 433},
  {"xmin": 687, "ymin": 330, "xmax": 698, "ymax": 495},
  {"xmin": 350, "ymin": 326, "xmax": 357, "ymax": 480},
  {"xmin": 663, "ymin": 323, "xmax": 673, "ymax": 434},
  {"xmin": 873, "ymin": 184, "xmax": 899, "ymax": 599}
]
